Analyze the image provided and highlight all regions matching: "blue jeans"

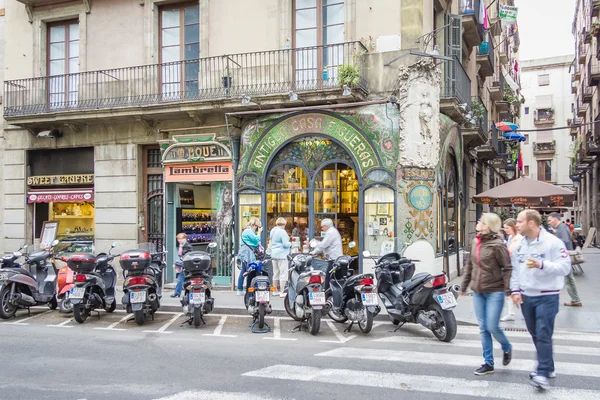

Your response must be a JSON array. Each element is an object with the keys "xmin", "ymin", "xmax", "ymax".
[
  {"xmin": 473, "ymin": 291, "xmax": 512, "ymax": 366},
  {"xmin": 521, "ymin": 294, "xmax": 559, "ymax": 378},
  {"xmin": 174, "ymin": 262, "xmax": 184, "ymax": 296},
  {"xmin": 237, "ymin": 261, "xmax": 248, "ymax": 291}
]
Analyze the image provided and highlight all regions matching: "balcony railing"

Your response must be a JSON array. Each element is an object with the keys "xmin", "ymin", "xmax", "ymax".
[
  {"xmin": 4, "ymin": 42, "xmax": 368, "ymax": 118},
  {"xmin": 476, "ymin": 41, "xmax": 495, "ymax": 76},
  {"xmin": 471, "ymin": 95, "xmax": 488, "ymax": 136},
  {"xmin": 588, "ymin": 55, "xmax": 600, "ymax": 85},
  {"xmin": 441, "ymin": 56, "xmax": 471, "ymax": 106}
]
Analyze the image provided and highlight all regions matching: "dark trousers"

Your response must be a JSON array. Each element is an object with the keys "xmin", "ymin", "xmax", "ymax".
[{"xmin": 521, "ymin": 294, "xmax": 559, "ymax": 378}]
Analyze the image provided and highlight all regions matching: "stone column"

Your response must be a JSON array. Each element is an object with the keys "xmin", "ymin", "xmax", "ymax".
[{"xmin": 2, "ymin": 149, "xmax": 26, "ymax": 252}]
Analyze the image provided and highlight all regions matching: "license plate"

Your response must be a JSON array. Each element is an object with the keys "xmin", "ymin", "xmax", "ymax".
[
  {"xmin": 309, "ymin": 292, "xmax": 326, "ymax": 305},
  {"xmin": 190, "ymin": 292, "xmax": 205, "ymax": 304},
  {"xmin": 70, "ymin": 287, "xmax": 85, "ymax": 299},
  {"xmin": 437, "ymin": 292, "xmax": 457, "ymax": 310},
  {"xmin": 361, "ymin": 293, "xmax": 378, "ymax": 306},
  {"xmin": 130, "ymin": 291, "xmax": 147, "ymax": 304},
  {"xmin": 255, "ymin": 291, "xmax": 269, "ymax": 302}
]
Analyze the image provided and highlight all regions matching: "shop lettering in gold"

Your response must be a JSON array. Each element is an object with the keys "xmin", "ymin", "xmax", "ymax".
[
  {"xmin": 402, "ymin": 168, "xmax": 435, "ymax": 181},
  {"xmin": 27, "ymin": 174, "xmax": 94, "ymax": 186},
  {"xmin": 163, "ymin": 143, "xmax": 229, "ymax": 163}
]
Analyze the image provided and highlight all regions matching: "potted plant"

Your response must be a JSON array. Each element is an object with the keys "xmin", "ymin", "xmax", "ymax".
[
  {"xmin": 470, "ymin": 100, "xmax": 485, "ymax": 125},
  {"xmin": 338, "ymin": 64, "xmax": 360, "ymax": 88}
]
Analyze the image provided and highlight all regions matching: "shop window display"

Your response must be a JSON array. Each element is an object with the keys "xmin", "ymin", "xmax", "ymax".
[
  {"xmin": 50, "ymin": 201, "xmax": 95, "ymax": 240},
  {"xmin": 364, "ymin": 187, "xmax": 394, "ymax": 256}
]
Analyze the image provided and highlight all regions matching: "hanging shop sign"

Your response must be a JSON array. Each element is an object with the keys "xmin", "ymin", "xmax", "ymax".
[
  {"xmin": 165, "ymin": 162, "xmax": 233, "ymax": 182},
  {"xmin": 246, "ymin": 113, "xmax": 381, "ymax": 176},
  {"xmin": 499, "ymin": 5, "xmax": 518, "ymax": 24},
  {"xmin": 27, "ymin": 189, "xmax": 94, "ymax": 203},
  {"xmin": 27, "ymin": 174, "xmax": 94, "ymax": 186}
]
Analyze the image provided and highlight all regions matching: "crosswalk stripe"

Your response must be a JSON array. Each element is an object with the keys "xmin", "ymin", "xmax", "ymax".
[
  {"xmin": 154, "ymin": 389, "xmax": 288, "ymax": 400},
  {"xmin": 243, "ymin": 364, "xmax": 600, "ymax": 400},
  {"xmin": 374, "ymin": 335, "xmax": 600, "ymax": 357},
  {"xmin": 315, "ymin": 347, "xmax": 600, "ymax": 378}
]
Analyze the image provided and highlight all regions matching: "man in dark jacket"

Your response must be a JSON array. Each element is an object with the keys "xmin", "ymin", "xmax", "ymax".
[{"xmin": 547, "ymin": 213, "xmax": 582, "ymax": 307}]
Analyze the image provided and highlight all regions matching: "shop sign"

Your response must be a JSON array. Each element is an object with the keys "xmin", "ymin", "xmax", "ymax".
[
  {"xmin": 28, "ymin": 191, "xmax": 94, "ymax": 203},
  {"xmin": 162, "ymin": 142, "xmax": 231, "ymax": 164},
  {"xmin": 247, "ymin": 113, "xmax": 380, "ymax": 176},
  {"xmin": 27, "ymin": 174, "xmax": 94, "ymax": 186},
  {"xmin": 165, "ymin": 162, "xmax": 233, "ymax": 182},
  {"xmin": 499, "ymin": 5, "xmax": 518, "ymax": 24},
  {"xmin": 408, "ymin": 184, "xmax": 433, "ymax": 211},
  {"xmin": 401, "ymin": 168, "xmax": 435, "ymax": 181}
]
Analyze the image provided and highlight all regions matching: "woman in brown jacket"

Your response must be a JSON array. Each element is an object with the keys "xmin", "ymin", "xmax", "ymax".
[{"xmin": 461, "ymin": 213, "xmax": 513, "ymax": 376}]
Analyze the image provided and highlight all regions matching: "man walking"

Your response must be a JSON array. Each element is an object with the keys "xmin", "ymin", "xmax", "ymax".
[
  {"xmin": 547, "ymin": 213, "xmax": 582, "ymax": 307},
  {"xmin": 511, "ymin": 210, "xmax": 571, "ymax": 390}
]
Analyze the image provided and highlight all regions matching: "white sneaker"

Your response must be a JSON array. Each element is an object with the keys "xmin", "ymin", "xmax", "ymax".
[
  {"xmin": 500, "ymin": 314, "xmax": 515, "ymax": 322},
  {"xmin": 272, "ymin": 291, "xmax": 280, "ymax": 296},
  {"xmin": 279, "ymin": 292, "xmax": 286, "ymax": 298},
  {"xmin": 236, "ymin": 290, "xmax": 244, "ymax": 296}
]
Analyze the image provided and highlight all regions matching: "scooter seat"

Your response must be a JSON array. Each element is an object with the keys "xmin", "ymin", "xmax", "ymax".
[{"xmin": 402, "ymin": 272, "xmax": 431, "ymax": 291}]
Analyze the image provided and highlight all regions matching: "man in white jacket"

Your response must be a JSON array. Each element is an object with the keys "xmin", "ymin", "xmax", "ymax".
[{"xmin": 510, "ymin": 210, "xmax": 571, "ymax": 391}]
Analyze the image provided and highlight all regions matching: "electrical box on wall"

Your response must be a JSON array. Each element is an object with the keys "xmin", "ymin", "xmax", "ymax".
[{"xmin": 376, "ymin": 35, "xmax": 401, "ymax": 53}]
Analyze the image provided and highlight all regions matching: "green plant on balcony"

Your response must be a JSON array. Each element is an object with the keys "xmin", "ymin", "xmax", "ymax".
[
  {"xmin": 471, "ymin": 100, "xmax": 485, "ymax": 125},
  {"xmin": 338, "ymin": 64, "xmax": 360, "ymax": 88},
  {"xmin": 567, "ymin": 118, "xmax": 573, "ymax": 126}
]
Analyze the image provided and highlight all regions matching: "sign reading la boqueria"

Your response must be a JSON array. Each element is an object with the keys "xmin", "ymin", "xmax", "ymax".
[
  {"xmin": 27, "ymin": 174, "xmax": 94, "ymax": 186},
  {"xmin": 165, "ymin": 162, "xmax": 233, "ymax": 182},
  {"xmin": 246, "ymin": 113, "xmax": 381, "ymax": 177},
  {"xmin": 161, "ymin": 136, "xmax": 232, "ymax": 164}
]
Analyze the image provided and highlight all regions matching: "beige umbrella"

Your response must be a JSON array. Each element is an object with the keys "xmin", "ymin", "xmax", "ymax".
[{"xmin": 473, "ymin": 176, "xmax": 575, "ymax": 207}]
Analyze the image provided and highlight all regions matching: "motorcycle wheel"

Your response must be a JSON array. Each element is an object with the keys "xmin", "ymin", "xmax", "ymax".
[
  {"xmin": 429, "ymin": 303, "xmax": 457, "ymax": 342},
  {"xmin": 73, "ymin": 305, "xmax": 89, "ymax": 323},
  {"xmin": 258, "ymin": 303, "xmax": 266, "ymax": 329},
  {"xmin": 104, "ymin": 299, "xmax": 116, "ymax": 313},
  {"xmin": 0, "ymin": 286, "xmax": 17, "ymax": 319},
  {"xmin": 307, "ymin": 309, "xmax": 321, "ymax": 335},
  {"xmin": 48, "ymin": 295, "xmax": 58, "ymax": 310},
  {"xmin": 193, "ymin": 307, "xmax": 202, "ymax": 328},
  {"xmin": 134, "ymin": 310, "xmax": 145, "ymax": 325},
  {"xmin": 283, "ymin": 293, "xmax": 302, "ymax": 322},
  {"xmin": 59, "ymin": 297, "xmax": 73, "ymax": 313},
  {"xmin": 358, "ymin": 310, "xmax": 374, "ymax": 334},
  {"xmin": 327, "ymin": 295, "xmax": 348, "ymax": 323}
]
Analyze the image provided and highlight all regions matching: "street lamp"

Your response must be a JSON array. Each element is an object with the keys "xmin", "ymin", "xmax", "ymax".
[{"xmin": 505, "ymin": 163, "xmax": 516, "ymax": 180}]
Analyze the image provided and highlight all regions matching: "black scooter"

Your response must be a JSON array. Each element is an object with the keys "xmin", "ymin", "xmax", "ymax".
[
  {"xmin": 0, "ymin": 241, "xmax": 60, "ymax": 319},
  {"xmin": 65, "ymin": 242, "xmax": 119, "ymax": 323},
  {"xmin": 366, "ymin": 250, "xmax": 459, "ymax": 342},
  {"xmin": 180, "ymin": 242, "xmax": 217, "ymax": 328}
]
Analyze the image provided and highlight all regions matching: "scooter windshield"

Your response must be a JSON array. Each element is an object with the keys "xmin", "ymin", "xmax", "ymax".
[{"xmin": 136, "ymin": 243, "xmax": 157, "ymax": 254}]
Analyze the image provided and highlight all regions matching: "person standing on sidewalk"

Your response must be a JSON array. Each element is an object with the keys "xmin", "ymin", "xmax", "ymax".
[
  {"xmin": 237, "ymin": 218, "xmax": 263, "ymax": 296},
  {"xmin": 547, "ymin": 213, "xmax": 582, "ymax": 307},
  {"xmin": 270, "ymin": 217, "xmax": 291, "ymax": 297},
  {"xmin": 171, "ymin": 233, "xmax": 193, "ymax": 298},
  {"xmin": 511, "ymin": 210, "xmax": 571, "ymax": 391},
  {"xmin": 500, "ymin": 218, "xmax": 523, "ymax": 322},
  {"xmin": 461, "ymin": 213, "xmax": 513, "ymax": 376}
]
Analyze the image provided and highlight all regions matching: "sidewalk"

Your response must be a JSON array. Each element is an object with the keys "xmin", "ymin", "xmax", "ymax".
[{"xmin": 450, "ymin": 247, "xmax": 600, "ymax": 333}]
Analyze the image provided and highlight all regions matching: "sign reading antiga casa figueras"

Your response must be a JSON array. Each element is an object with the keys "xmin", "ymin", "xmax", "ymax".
[
  {"xmin": 247, "ymin": 113, "xmax": 380, "ymax": 176},
  {"xmin": 27, "ymin": 174, "xmax": 94, "ymax": 186},
  {"xmin": 165, "ymin": 162, "xmax": 233, "ymax": 182}
]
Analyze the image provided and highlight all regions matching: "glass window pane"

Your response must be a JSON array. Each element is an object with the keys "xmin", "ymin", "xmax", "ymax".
[
  {"xmin": 49, "ymin": 42, "xmax": 65, "ymax": 60},
  {"xmin": 50, "ymin": 25, "xmax": 65, "ymax": 43},
  {"xmin": 323, "ymin": 24, "xmax": 344, "ymax": 45},
  {"xmin": 162, "ymin": 9, "xmax": 180, "ymax": 29},
  {"xmin": 161, "ymin": 64, "xmax": 181, "ymax": 83},
  {"xmin": 323, "ymin": 44, "xmax": 344, "ymax": 67},
  {"xmin": 364, "ymin": 187, "xmax": 395, "ymax": 256},
  {"xmin": 48, "ymin": 76, "xmax": 65, "ymax": 93},
  {"xmin": 162, "ymin": 45, "xmax": 180, "ymax": 63},
  {"xmin": 69, "ymin": 23, "xmax": 79, "ymax": 41},
  {"xmin": 323, "ymin": 0, "xmax": 343, "ymax": 5},
  {"xmin": 49, "ymin": 60, "xmax": 65, "ymax": 76},
  {"xmin": 267, "ymin": 165, "xmax": 308, "ymax": 190},
  {"xmin": 185, "ymin": 61, "xmax": 199, "ymax": 80},
  {"xmin": 323, "ymin": 4, "xmax": 344, "ymax": 25},
  {"xmin": 184, "ymin": 24, "xmax": 199, "ymax": 44},
  {"xmin": 185, "ymin": 80, "xmax": 198, "ymax": 94},
  {"xmin": 295, "ymin": 8, "xmax": 317, "ymax": 30},
  {"xmin": 296, "ymin": 0, "xmax": 316, "ymax": 9},
  {"xmin": 69, "ymin": 58, "xmax": 79, "ymax": 74},
  {"xmin": 69, "ymin": 41, "xmax": 79, "ymax": 58},
  {"xmin": 185, "ymin": 43, "xmax": 200, "ymax": 60},
  {"xmin": 162, "ymin": 27, "xmax": 180, "ymax": 47},
  {"xmin": 184, "ymin": 5, "xmax": 200, "ymax": 24},
  {"xmin": 295, "ymin": 29, "xmax": 317, "ymax": 48}
]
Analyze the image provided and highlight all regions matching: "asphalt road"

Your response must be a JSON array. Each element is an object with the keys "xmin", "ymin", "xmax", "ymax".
[{"xmin": 0, "ymin": 307, "xmax": 599, "ymax": 399}]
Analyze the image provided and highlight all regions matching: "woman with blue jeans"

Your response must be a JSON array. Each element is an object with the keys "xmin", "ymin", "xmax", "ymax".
[
  {"xmin": 461, "ymin": 213, "xmax": 513, "ymax": 376},
  {"xmin": 237, "ymin": 218, "xmax": 262, "ymax": 296},
  {"xmin": 171, "ymin": 233, "xmax": 192, "ymax": 298}
]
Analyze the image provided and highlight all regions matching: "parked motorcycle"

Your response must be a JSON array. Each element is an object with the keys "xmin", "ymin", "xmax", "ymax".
[
  {"xmin": 121, "ymin": 243, "xmax": 165, "ymax": 325},
  {"xmin": 56, "ymin": 262, "xmax": 75, "ymax": 313},
  {"xmin": 366, "ymin": 250, "xmax": 459, "ymax": 342},
  {"xmin": 65, "ymin": 242, "xmax": 119, "ymax": 323},
  {"xmin": 283, "ymin": 242, "xmax": 325, "ymax": 335},
  {"xmin": 180, "ymin": 243, "xmax": 217, "ymax": 328},
  {"xmin": 0, "ymin": 241, "xmax": 60, "ymax": 319},
  {"xmin": 323, "ymin": 242, "xmax": 379, "ymax": 334},
  {"xmin": 244, "ymin": 250, "xmax": 275, "ymax": 330}
]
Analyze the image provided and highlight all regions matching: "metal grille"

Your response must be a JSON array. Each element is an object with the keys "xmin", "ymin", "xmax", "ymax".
[
  {"xmin": 147, "ymin": 149, "xmax": 162, "ymax": 168},
  {"xmin": 147, "ymin": 173, "xmax": 164, "ymax": 251},
  {"xmin": 147, "ymin": 174, "xmax": 163, "ymax": 196}
]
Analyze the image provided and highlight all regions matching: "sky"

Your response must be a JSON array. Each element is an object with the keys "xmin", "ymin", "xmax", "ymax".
[{"xmin": 517, "ymin": 0, "xmax": 577, "ymax": 61}]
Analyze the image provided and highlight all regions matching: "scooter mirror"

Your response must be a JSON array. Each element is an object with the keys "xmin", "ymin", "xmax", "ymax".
[
  {"xmin": 111, "ymin": 241, "xmax": 117, "ymax": 248},
  {"xmin": 21, "ymin": 243, "xmax": 28, "ymax": 250},
  {"xmin": 362, "ymin": 250, "xmax": 371, "ymax": 258},
  {"xmin": 309, "ymin": 239, "xmax": 318, "ymax": 248},
  {"xmin": 348, "ymin": 241, "xmax": 356, "ymax": 249},
  {"xmin": 208, "ymin": 242, "xmax": 218, "ymax": 248},
  {"xmin": 51, "ymin": 239, "xmax": 59, "ymax": 247}
]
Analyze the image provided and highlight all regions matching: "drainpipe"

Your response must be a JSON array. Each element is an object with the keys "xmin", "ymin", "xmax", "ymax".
[
  {"xmin": 586, "ymin": 170, "xmax": 591, "ymax": 232},
  {"xmin": 594, "ymin": 161, "xmax": 598, "ymax": 230}
]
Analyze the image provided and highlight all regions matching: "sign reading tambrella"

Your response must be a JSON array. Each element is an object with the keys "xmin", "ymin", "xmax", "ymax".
[{"xmin": 472, "ymin": 177, "xmax": 575, "ymax": 207}]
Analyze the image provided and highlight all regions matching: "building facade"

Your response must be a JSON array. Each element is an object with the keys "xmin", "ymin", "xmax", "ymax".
[
  {"xmin": 519, "ymin": 56, "xmax": 575, "ymax": 199},
  {"xmin": 1, "ymin": 0, "xmax": 521, "ymax": 285}
]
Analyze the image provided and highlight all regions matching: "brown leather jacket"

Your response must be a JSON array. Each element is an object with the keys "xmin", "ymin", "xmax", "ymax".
[{"xmin": 461, "ymin": 233, "xmax": 512, "ymax": 295}]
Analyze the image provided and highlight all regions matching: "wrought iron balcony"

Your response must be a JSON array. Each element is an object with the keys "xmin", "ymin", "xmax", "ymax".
[
  {"xmin": 460, "ymin": 0, "xmax": 485, "ymax": 48},
  {"xmin": 476, "ymin": 41, "xmax": 494, "ymax": 77},
  {"xmin": 464, "ymin": 95, "xmax": 489, "ymax": 150},
  {"xmin": 4, "ymin": 42, "xmax": 368, "ymax": 119},
  {"xmin": 532, "ymin": 141, "xmax": 556, "ymax": 156},
  {"xmin": 440, "ymin": 56, "xmax": 471, "ymax": 123},
  {"xmin": 588, "ymin": 56, "xmax": 600, "ymax": 85},
  {"xmin": 583, "ymin": 86, "xmax": 594, "ymax": 103}
]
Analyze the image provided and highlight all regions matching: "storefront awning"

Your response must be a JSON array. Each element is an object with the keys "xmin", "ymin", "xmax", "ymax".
[{"xmin": 27, "ymin": 188, "xmax": 94, "ymax": 203}]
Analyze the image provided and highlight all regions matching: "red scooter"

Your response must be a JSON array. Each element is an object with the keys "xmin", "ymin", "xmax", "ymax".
[{"xmin": 56, "ymin": 258, "xmax": 75, "ymax": 313}]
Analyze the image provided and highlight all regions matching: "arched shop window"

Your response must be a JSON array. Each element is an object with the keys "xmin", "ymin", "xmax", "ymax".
[
  {"xmin": 238, "ymin": 190, "xmax": 261, "ymax": 234},
  {"xmin": 439, "ymin": 152, "xmax": 459, "ymax": 274},
  {"xmin": 364, "ymin": 186, "xmax": 395, "ymax": 256}
]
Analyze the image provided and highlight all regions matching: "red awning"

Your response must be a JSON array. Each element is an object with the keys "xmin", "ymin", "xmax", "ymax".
[{"xmin": 27, "ymin": 188, "xmax": 94, "ymax": 203}]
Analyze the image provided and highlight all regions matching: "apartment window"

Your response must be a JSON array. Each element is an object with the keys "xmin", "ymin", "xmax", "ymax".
[
  {"xmin": 538, "ymin": 74, "xmax": 550, "ymax": 86},
  {"xmin": 160, "ymin": 3, "xmax": 200, "ymax": 98},
  {"xmin": 524, "ymin": 165, "xmax": 529, "ymax": 176},
  {"xmin": 536, "ymin": 108, "xmax": 553, "ymax": 121},
  {"xmin": 524, "ymin": 107, "xmax": 529, "ymax": 115},
  {"xmin": 537, "ymin": 160, "xmax": 552, "ymax": 182},
  {"xmin": 47, "ymin": 20, "xmax": 79, "ymax": 108},
  {"xmin": 294, "ymin": 0, "xmax": 344, "ymax": 86}
]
